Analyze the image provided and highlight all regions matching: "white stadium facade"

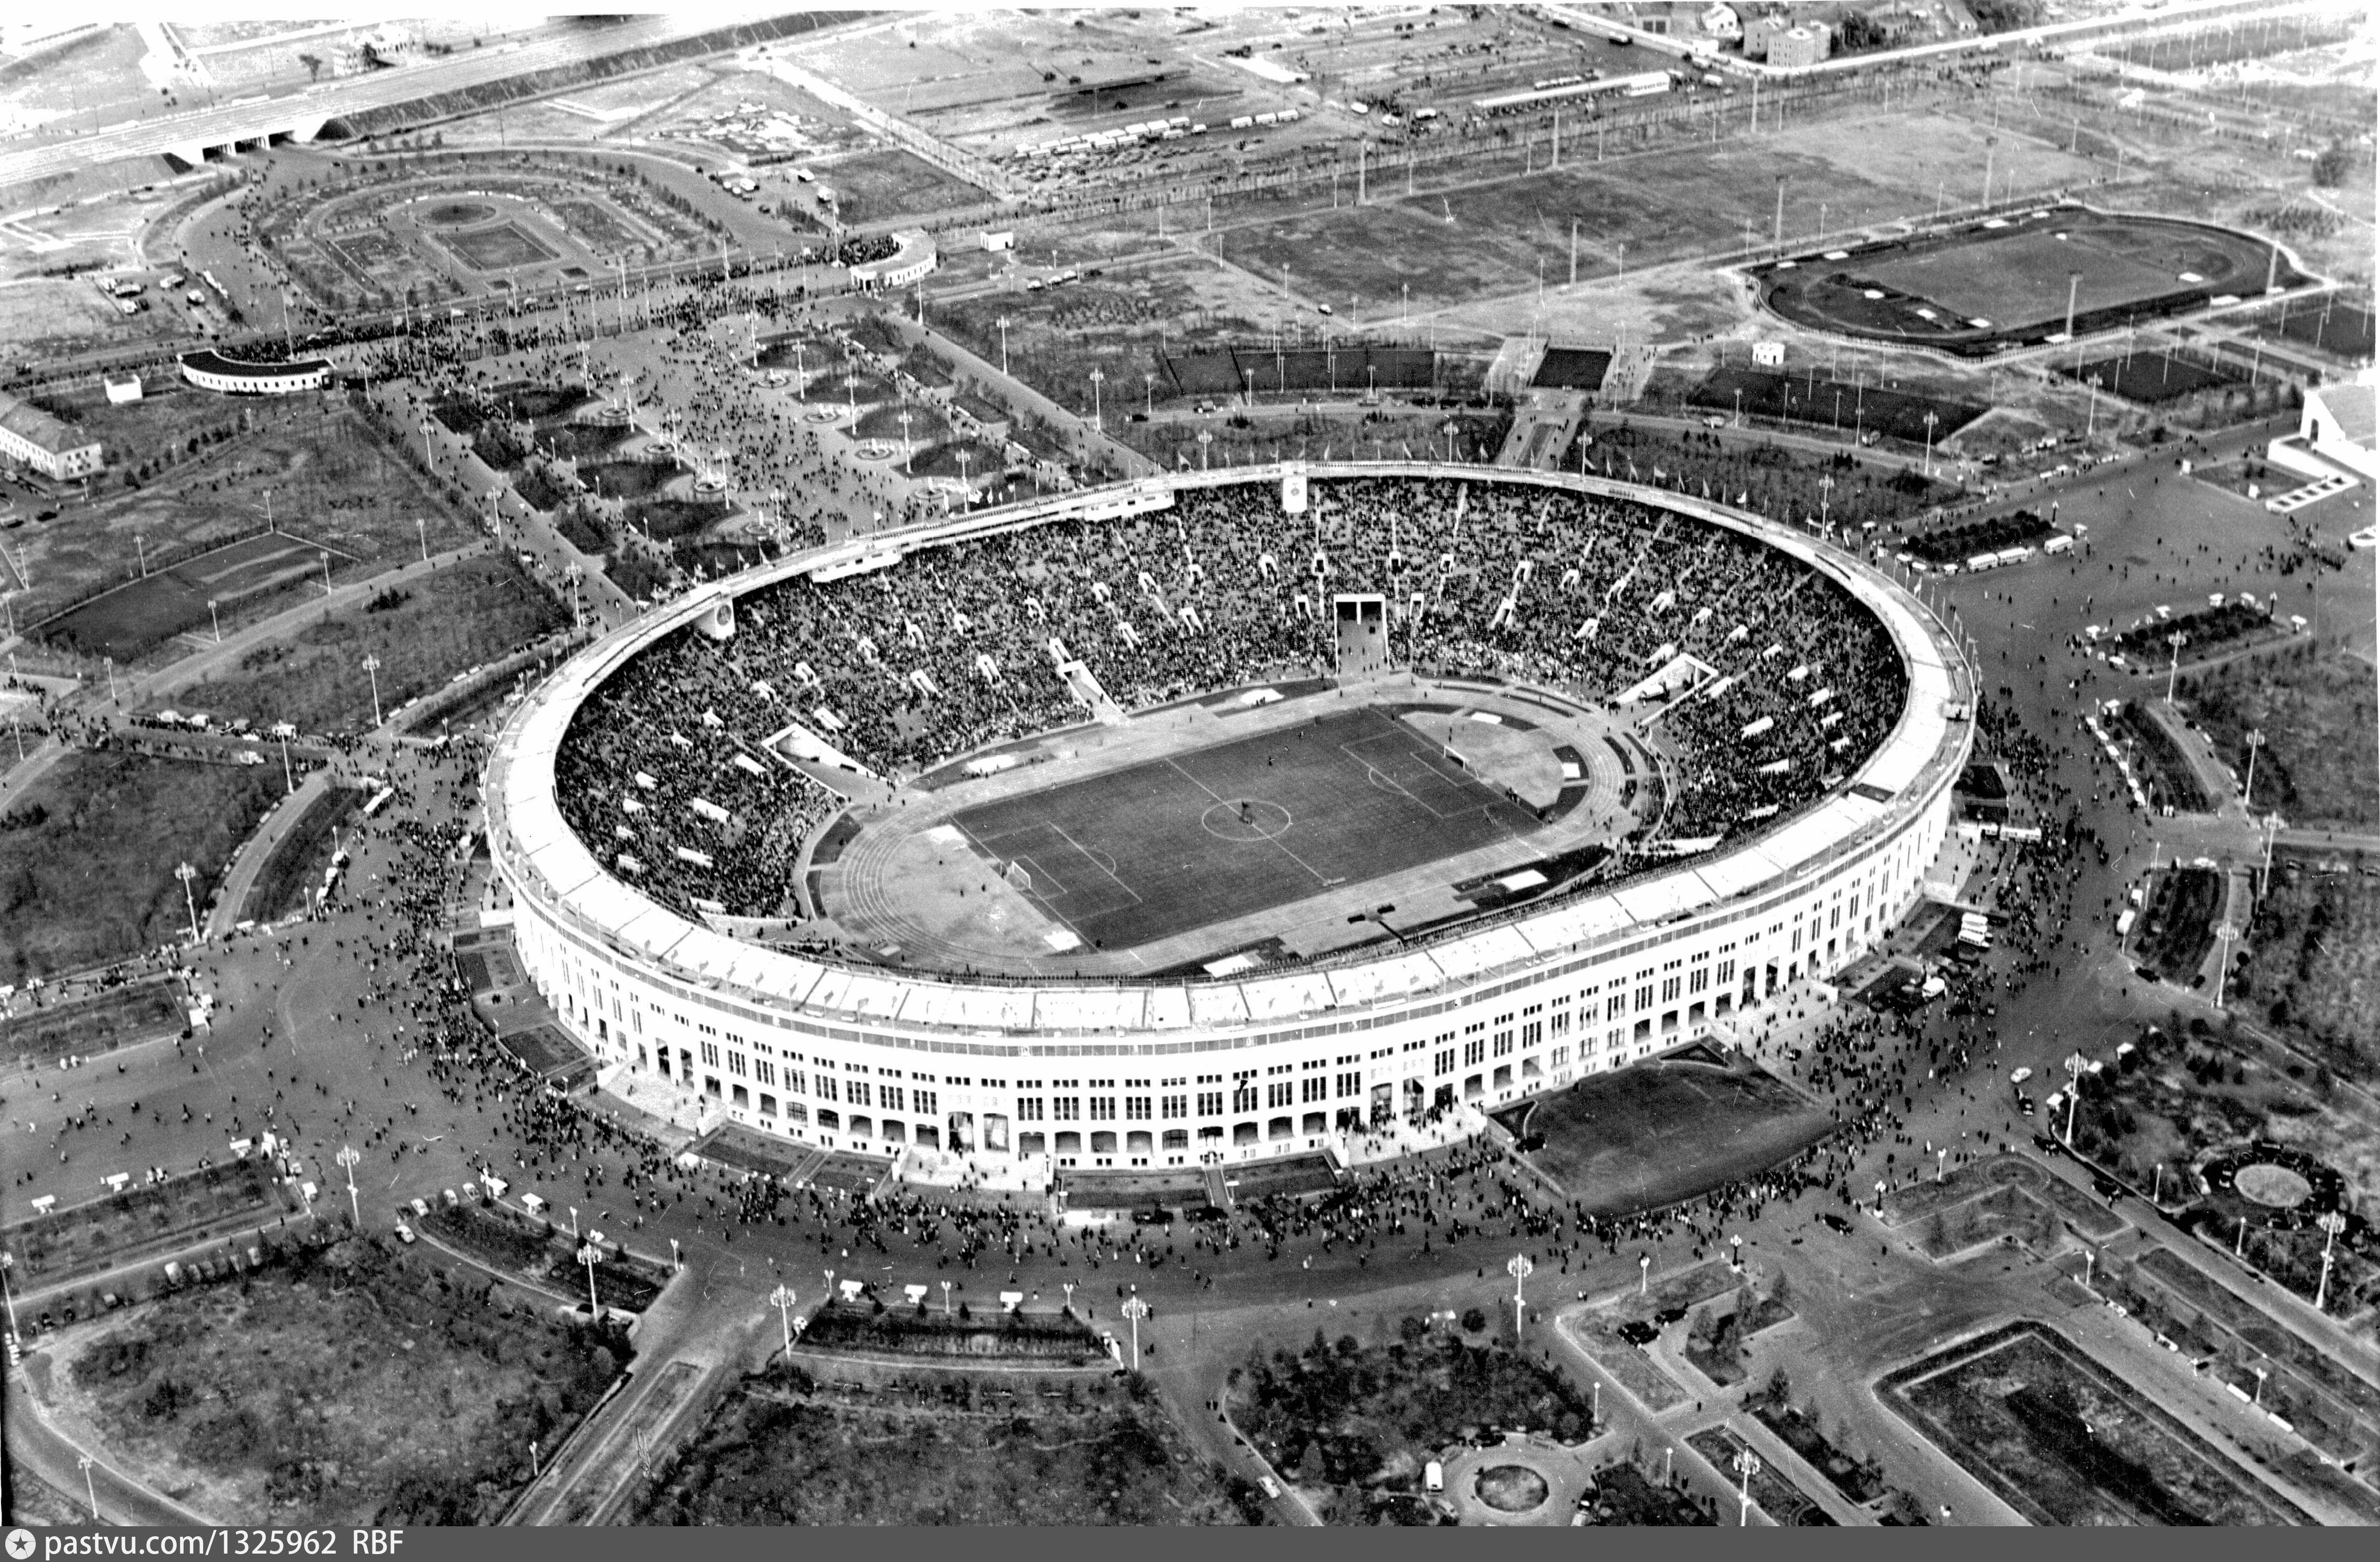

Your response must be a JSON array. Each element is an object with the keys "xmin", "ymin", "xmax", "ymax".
[{"xmin": 483, "ymin": 464, "xmax": 1972, "ymax": 1184}]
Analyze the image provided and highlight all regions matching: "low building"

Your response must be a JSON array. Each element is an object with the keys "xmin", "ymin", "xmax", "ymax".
[
  {"xmin": 179, "ymin": 351, "xmax": 331, "ymax": 396},
  {"xmin": 1743, "ymin": 14, "xmax": 1830, "ymax": 64},
  {"xmin": 103, "ymin": 373, "xmax": 143, "ymax": 404},
  {"xmin": 849, "ymin": 230, "xmax": 938, "ymax": 290},
  {"xmin": 2290, "ymin": 377, "xmax": 2377, "ymax": 482},
  {"xmin": 0, "ymin": 390, "xmax": 102, "ymax": 481}
]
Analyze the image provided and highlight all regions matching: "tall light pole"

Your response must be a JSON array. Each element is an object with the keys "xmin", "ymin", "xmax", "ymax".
[
  {"xmin": 1121, "ymin": 1289, "xmax": 1148, "ymax": 1366},
  {"xmin": 577, "ymin": 1242, "xmax": 602, "ymax": 1318},
  {"xmin": 2242, "ymin": 729, "xmax": 2264, "ymax": 810},
  {"xmin": 1506, "ymin": 1252, "xmax": 1533, "ymax": 1335},
  {"xmin": 2166, "ymin": 631, "xmax": 2187, "ymax": 703},
  {"xmin": 2064, "ymin": 1052, "xmax": 2089, "ymax": 1147},
  {"xmin": 2314, "ymin": 1211, "xmax": 2347, "ymax": 1311},
  {"xmin": 277, "ymin": 724, "xmax": 294, "ymax": 796},
  {"xmin": 1733, "ymin": 1449, "xmax": 1761, "ymax": 1527},
  {"xmin": 79, "ymin": 1453, "xmax": 99, "ymax": 1522},
  {"xmin": 360, "ymin": 654, "xmax": 382, "ymax": 729},
  {"xmin": 208, "ymin": 597, "xmax": 221, "ymax": 643},
  {"xmin": 770, "ymin": 1284, "xmax": 798, "ymax": 1354},
  {"xmin": 175, "ymin": 861, "xmax": 201, "ymax": 944},
  {"xmin": 995, "ymin": 316, "xmax": 1010, "ymax": 378},
  {"xmin": 0, "ymin": 1250, "xmax": 18, "ymax": 1343},
  {"xmin": 337, "ymin": 1145, "xmax": 361, "ymax": 1226},
  {"xmin": 1089, "ymin": 368, "xmax": 1105, "ymax": 433}
]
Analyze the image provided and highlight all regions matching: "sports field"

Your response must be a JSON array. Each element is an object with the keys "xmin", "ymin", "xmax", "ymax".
[
  {"xmin": 1516, "ymin": 1057, "xmax": 1831, "ymax": 1212},
  {"xmin": 951, "ymin": 707, "xmax": 1540, "ymax": 950},
  {"xmin": 40, "ymin": 532, "xmax": 361, "ymax": 661},
  {"xmin": 1761, "ymin": 210, "xmax": 2293, "ymax": 355}
]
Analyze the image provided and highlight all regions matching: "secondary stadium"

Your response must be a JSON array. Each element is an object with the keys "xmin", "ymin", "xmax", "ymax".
[{"xmin": 483, "ymin": 465, "xmax": 1971, "ymax": 1185}]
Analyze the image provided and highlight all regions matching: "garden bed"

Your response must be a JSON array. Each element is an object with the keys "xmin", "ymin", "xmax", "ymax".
[
  {"xmin": 2133, "ymin": 866, "xmax": 2224, "ymax": 986},
  {"xmin": 796, "ymin": 1299, "xmax": 1102, "ymax": 1362},
  {"xmin": 49, "ymin": 1234, "xmax": 626, "ymax": 1525},
  {"xmin": 2, "ymin": 980, "xmax": 185, "ymax": 1064},
  {"xmin": 1229, "ymin": 1324, "xmax": 1595, "ymax": 1494},
  {"xmin": 633, "ymin": 1371, "xmax": 1252, "ymax": 1524}
]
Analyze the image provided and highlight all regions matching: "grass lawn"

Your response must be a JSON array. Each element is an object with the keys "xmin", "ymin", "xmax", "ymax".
[
  {"xmin": 240, "ymin": 784, "xmax": 365, "ymax": 925},
  {"xmin": 161, "ymin": 555, "xmax": 566, "ymax": 737},
  {"xmin": 51, "ymin": 1235, "xmax": 626, "ymax": 1525},
  {"xmin": 2180, "ymin": 652, "xmax": 2378, "ymax": 830},
  {"xmin": 817, "ymin": 147, "xmax": 984, "ymax": 224},
  {"xmin": 0, "ymin": 753, "xmax": 281, "ymax": 982},
  {"xmin": 636, "ymin": 1372, "xmax": 1252, "ymax": 1525},
  {"xmin": 2236, "ymin": 867, "xmax": 2380, "ymax": 1084},
  {"xmin": 1231, "ymin": 1327, "xmax": 1595, "ymax": 1492}
]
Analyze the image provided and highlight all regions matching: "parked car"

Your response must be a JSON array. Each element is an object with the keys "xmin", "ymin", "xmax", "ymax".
[{"xmin": 395, "ymin": 1222, "xmax": 416, "ymax": 1244}]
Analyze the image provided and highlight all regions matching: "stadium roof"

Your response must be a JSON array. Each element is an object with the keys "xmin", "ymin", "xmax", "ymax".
[
  {"xmin": 0, "ymin": 390, "xmax": 96, "ymax": 455},
  {"xmin": 179, "ymin": 350, "xmax": 331, "ymax": 379}
]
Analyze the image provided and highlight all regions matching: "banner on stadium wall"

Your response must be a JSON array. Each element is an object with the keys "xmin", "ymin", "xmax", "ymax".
[{"xmin": 1282, "ymin": 462, "xmax": 1309, "ymax": 515}]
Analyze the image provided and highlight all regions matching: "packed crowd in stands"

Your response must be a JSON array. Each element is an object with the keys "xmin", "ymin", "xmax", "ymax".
[{"xmin": 552, "ymin": 475, "xmax": 1910, "ymax": 921}]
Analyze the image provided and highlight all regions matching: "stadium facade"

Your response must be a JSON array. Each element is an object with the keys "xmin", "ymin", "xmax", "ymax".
[{"xmin": 484, "ymin": 465, "xmax": 1972, "ymax": 1182}]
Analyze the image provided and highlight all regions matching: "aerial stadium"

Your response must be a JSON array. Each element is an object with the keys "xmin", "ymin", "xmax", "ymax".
[{"xmin": 482, "ymin": 465, "xmax": 1972, "ymax": 1185}]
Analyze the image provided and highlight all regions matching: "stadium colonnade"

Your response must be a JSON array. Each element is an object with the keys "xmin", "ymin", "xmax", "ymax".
[{"xmin": 482, "ymin": 464, "xmax": 1973, "ymax": 1184}]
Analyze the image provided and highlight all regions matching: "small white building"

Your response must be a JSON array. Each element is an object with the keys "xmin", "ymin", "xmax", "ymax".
[
  {"xmin": 2268, "ymin": 374, "xmax": 2377, "ymax": 486},
  {"xmin": 103, "ymin": 372, "xmax": 143, "ymax": 404},
  {"xmin": 1751, "ymin": 341, "xmax": 1786, "ymax": 368},
  {"xmin": 981, "ymin": 230, "xmax": 1015, "ymax": 253}
]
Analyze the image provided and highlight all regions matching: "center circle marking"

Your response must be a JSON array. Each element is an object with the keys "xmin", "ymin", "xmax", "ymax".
[
  {"xmin": 1201, "ymin": 799, "xmax": 1292, "ymax": 841},
  {"xmin": 2234, "ymin": 1164, "xmax": 2312, "ymax": 1208}
]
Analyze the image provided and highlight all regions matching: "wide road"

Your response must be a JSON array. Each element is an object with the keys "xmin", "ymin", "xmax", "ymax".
[{"xmin": 0, "ymin": 8, "xmax": 801, "ymax": 190}]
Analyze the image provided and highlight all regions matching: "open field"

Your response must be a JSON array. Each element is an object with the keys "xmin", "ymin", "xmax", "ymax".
[
  {"xmin": 636, "ymin": 1370, "xmax": 1252, "ymax": 1525},
  {"xmin": 46, "ymin": 1234, "xmax": 626, "ymax": 1526},
  {"xmin": 950, "ymin": 706, "xmax": 1541, "ymax": 952},
  {"xmin": 1212, "ymin": 109, "xmax": 2102, "ymax": 318},
  {"xmin": 1688, "ymin": 367, "xmax": 1984, "ymax": 443},
  {"xmin": 15, "ymin": 394, "xmax": 477, "ymax": 651},
  {"xmin": 0, "ymin": 752, "xmax": 281, "ymax": 982},
  {"xmin": 2179, "ymin": 651, "xmax": 2378, "ymax": 830},
  {"xmin": 1514, "ymin": 1060, "xmax": 1830, "ymax": 1215},
  {"xmin": 2254, "ymin": 293, "xmax": 2376, "ymax": 362},
  {"xmin": 2236, "ymin": 867, "xmax": 2380, "ymax": 1087},
  {"xmin": 1881, "ymin": 1321, "xmax": 2307, "ymax": 1525},
  {"xmin": 158, "ymin": 555, "xmax": 565, "ymax": 737},
  {"xmin": 814, "ymin": 146, "xmax": 983, "ymax": 225}
]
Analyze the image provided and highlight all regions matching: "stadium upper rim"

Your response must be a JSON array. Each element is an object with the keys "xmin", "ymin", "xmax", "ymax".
[{"xmin": 482, "ymin": 463, "xmax": 1972, "ymax": 1030}]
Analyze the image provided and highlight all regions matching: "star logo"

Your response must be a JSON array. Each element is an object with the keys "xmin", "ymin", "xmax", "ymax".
[{"xmin": 7, "ymin": 1528, "xmax": 38, "ymax": 1559}]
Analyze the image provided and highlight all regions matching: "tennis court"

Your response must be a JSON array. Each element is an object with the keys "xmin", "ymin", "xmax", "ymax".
[{"xmin": 952, "ymin": 706, "xmax": 1542, "ymax": 950}]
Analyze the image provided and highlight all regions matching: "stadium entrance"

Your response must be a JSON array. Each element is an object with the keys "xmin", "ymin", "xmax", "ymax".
[{"xmin": 1333, "ymin": 593, "xmax": 1388, "ymax": 674}]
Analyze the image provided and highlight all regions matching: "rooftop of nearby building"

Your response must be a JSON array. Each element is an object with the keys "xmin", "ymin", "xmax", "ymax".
[{"xmin": 0, "ymin": 389, "xmax": 96, "ymax": 455}]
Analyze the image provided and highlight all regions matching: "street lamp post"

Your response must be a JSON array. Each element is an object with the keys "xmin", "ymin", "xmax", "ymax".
[
  {"xmin": 1638, "ymin": 1254, "xmax": 1650, "ymax": 1295},
  {"xmin": 2315, "ymin": 1210, "xmax": 2347, "ymax": 1311},
  {"xmin": 1121, "ymin": 1289, "xmax": 1149, "ymax": 1365},
  {"xmin": 337, "ymin": 1145, "xmax": 360, "ymax": 1226},
  {"xmin": 2242, "ymin": 729, "xmax": 2264, "ymax": 810},
  {"xmin": 770, "ymin": 1284, "xmax": 798, "ymax": 1354},
  {"xmin": 208, "ymin": 598, "xmax": 221, "ymax": 643},
  {"xmin": 1733, "ymin": 1449, "xmax": 1761, "ymax": 1526},
  {"xmin": 1089, "ymin": 368, "xmax": 1105, "ymax": 433},
  {"xmin": 277, "ymin": 725, "xmax": 294, "ymax": 796},
  {"xmin": 175, "ymin": 860, "xmax": 201, "ymax": 944},
  {"xmin": 80, "ymin": 1453, "xmax": 99, "ymax": 1522},
  {"xmin": 2064, "ymin": 1052, "xmax": 2089, "ymax": 1147},
  {"xmin": 576, "ymin": 1242, "xmax": 601, "ymax": 1318},
  {"xmin": 1506, "ymin": 1252, "xmax": 1533, "ymax": 1335},
  {"xmin": 0, "ymin": 1251, "xmax": 18, "ymax": 1343},
  {"xmin": 2166, "ymin": 631, "xmax": 2187, "ymax": 703},
  {"xmin": 361, "ymin": 654, "xmax": 382, "ymax": 729}
]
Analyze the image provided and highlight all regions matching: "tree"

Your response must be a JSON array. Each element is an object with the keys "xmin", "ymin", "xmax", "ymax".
[
  {"xmin": 299, "ymin": 53, "xmax": 323, "ymax": 83},
  {"xmin": 2311, "ymin": 144, "xmax": 2352, "ymax": 188}
]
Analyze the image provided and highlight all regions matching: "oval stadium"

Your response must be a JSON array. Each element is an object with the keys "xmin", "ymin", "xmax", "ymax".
[{"xmin": 482, "ymin": 465, "xmax": 1972, "ymax": 1190}]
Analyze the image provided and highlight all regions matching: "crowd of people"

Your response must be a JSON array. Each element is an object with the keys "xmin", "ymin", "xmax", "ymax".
[{"xmin": 553, "ymin": 474, "xmax": 1911, "ymax": 919}]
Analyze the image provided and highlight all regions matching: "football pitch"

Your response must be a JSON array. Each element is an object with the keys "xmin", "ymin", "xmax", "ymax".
[{"xmin": 951, "ymin": 707, "xmax": 1542, "ymax": 951}]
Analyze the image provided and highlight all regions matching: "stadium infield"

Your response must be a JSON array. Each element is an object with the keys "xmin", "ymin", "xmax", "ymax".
[{"xmin": 951, "ymin": 706, "xmax": 1541, "ymax": 951}]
